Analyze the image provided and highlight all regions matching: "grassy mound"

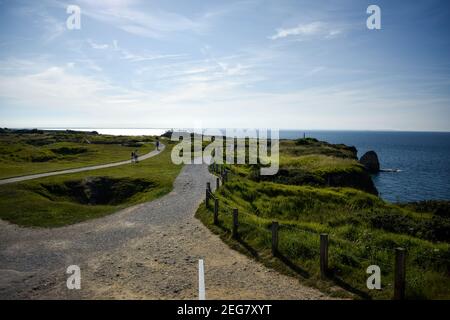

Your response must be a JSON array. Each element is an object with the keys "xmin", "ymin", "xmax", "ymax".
[
  {"xmin": 197, "ymin": 171, "xmax": 450, "ymax": 299},
  {"xmin": 0, "ymin": 142, "xmax": 181, "ymax": 227},
  {"xmin": 231, "ymin": 139, "xmax": 378, "ymax": 194},
  {"xmin": 0, "ymin": 130, "xmax": 155, "ymax": 179}
]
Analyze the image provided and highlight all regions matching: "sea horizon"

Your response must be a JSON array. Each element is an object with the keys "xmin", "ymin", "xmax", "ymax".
[
  {"xmin": 5, "ymin": 128, "xmax": 444, "ymax": 204},
  {"xmin": 4, "ymin": 127, "xmax": 449, "ymax": 134}
]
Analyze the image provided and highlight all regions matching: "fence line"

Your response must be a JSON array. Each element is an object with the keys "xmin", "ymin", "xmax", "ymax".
[
  {"xmin": 212, "ymin": 164, "xmax": 450, "ymax": 261},
  {"xmin": 205, "ymin": 164, "xmax": 449, "ymax": 300},
  {"xmin": 205, "ymin": 178, "xmax": 410, "ymax": 299}
]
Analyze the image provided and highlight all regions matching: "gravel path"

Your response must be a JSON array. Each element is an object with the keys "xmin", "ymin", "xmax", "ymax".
[
  {"xmin": 0, "ymin": 143, "xmax": 165, "ymax": 186},
  {"xmin": 0, "ymin": 155, "xmax": 330, "ymax": 300}
]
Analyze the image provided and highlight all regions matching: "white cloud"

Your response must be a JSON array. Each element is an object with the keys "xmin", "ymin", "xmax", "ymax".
[
  {"xmin": 120, "ymin": 51, "xmax": 185, "ymax": 62},
  {"xmin": 75, "ymin": 59, "xmax": 103, "ymax": 72},
  {"xmin": 326, "ymin": 29, "xmax": 342, "ymax": 38},
  {"xmin": 269, "ymin": 21, "xmax": 342, "ymax": 40},
  {"xmin": 217, "ymin": 62, "xmax": 249, "ymax": 76},
  {"xmin": 13, "ymin": 4, "xmax": 66, "ymax": 42},
  {"xmin": 87, "ymin": 39, "xmax": 109, "ymax": 49},
  {"xmin": 0, "ymin": 65, "xmax": 111, "ymax": 106},
  {"xmin": 110, "ymin": 40, "xmax": 186, "ymax": 62},
  {"xmin": 1, "ymin": 58, "xmax": 448, "ymax": 131},
  {"xmin": 79, "ymin": 2, "xmax": 202, "ymax": 38},
  {"xmin": 42, "ymin": 14, "xmax": 66, "ymax": 42}
]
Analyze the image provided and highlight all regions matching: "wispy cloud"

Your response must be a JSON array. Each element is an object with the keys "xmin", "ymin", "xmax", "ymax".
[
  {"xmin": 78, "ymin": 1, "xmax": 203, "ymax": 38},
  {"xmin": 269, "ymin": 21, "xmax": 341, "ymax": 40},
  {"xmin": 42, "ymin": 13, "xmax": 66, "ymax": 42},
  {"xmin": 87, "ymin": 39, "xmax": 109, "ymax": 50},
  {"xmin": 11, "ymin": 4, "xmax": 66, "ymax": 42},
  {"xmin": 74, "ymin": 59, "xmax": 103, "ymax": 72},
  {"xmin": 1, "ymin": 57, "xmax": 448, "ymax": 130},
  {"xmin": 1, "ymin": 0, "xmax": 449, "ymax": 130},
  {"xmin": 110, "ymin": 40, "xmax": 186, "ymax": 62}
]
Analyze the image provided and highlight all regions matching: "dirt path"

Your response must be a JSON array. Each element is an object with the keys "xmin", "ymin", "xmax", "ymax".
[
  {"xmin": 0, "ymin": 143, "xmax": 165, "ymax": 186},
  {"xmin": 0, "ymin": 158, "xmax": 330, "ymax": 300}
]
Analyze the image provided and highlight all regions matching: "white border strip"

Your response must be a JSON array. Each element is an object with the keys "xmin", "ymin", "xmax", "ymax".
[{"xmin": 198, "ymin": 259, "xmax": 205, "ymax": 300}]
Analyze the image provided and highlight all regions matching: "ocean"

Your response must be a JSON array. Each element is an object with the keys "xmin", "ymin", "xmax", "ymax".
[
  {"xmin": 63, "ymin": 128, "xmax": 450, "ymax": 203},
  {"xmin": 281, "ymin": 130, "xmax": 450, "ymax": 203}
]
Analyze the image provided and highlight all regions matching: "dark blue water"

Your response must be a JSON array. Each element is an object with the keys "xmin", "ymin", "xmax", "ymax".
[{"xmin": 280, "ymin": 131, "xmax": 450, "ymax": 203}]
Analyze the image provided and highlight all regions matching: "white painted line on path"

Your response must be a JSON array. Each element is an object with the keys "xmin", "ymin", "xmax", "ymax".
[{"xmin": 198, "ymin": 259, "xmax": 205, "ymax": 300}]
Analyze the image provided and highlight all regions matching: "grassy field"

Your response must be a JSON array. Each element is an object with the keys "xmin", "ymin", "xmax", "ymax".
[
  {"xmin": 1, "ymin": 131, "xmax": 448, "ymax": 298},
  {"xmin": 0, "ymin": 135, "xmax": 181, "ymax": 227},
  {"xmin": 196, "ymin": 138, "xmax": 450, "ymax": 300},
  {"xmin": 0, "ymin": 130, "xmax": 155, "ymax": 179}
]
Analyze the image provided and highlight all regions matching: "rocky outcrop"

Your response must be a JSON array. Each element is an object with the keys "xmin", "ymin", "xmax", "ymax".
[
  {"xmin": 326, "ymin": 171, "xmax": 379, "ymax": 195},
  {"xmin": 360, "ymin": 151, "xmax": 380, "ymax": 173}
]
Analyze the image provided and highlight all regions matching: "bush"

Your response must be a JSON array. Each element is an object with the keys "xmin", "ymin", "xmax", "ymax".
[{"xmin": 51, "ymin": 147, "xmax": 88, "ymax": 155}]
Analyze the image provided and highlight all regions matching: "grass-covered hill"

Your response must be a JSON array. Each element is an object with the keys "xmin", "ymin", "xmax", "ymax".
[
  {"xmin": 0, "ymin": 129, "xmax": 155, "ymax": 179},
  {"xmin": 0, "ymin": 130, "xmax": 181, "ymax": 227},
  {"xmin": 196, "ymin": 137, "xmax": 450, "ymax": 300},
  {"xmin": 251, "ymin": 138, "xmax": 378, "ymax": 194}
]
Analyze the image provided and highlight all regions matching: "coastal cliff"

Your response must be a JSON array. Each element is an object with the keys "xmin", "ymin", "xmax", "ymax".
[{"xmin": 256, "ymin": 138, "xmax": 379, "ymax": 195}]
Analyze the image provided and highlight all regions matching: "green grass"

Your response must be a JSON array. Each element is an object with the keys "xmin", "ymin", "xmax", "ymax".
[
  {"xmin": 2, "ymin": 131, "xmax": 449, "ymax": 299},
  {"xmin": 278, "ymin": 139, "xmax": 362, "ymax": 176},
  {"xmin": 0, "ymin": 131, "xmax": 155, "ymax": 179},
  {"xmin": 232, "ymin": 138, "xmax": 379, "ymax": 194},
  {"xmin": 197, "ymin": 171, "xmax": 450, "ymax": 299},
  {"xmin": 0, "ymin": 142, "xmax": 181, "ymax": 227},
  {"xmin": 196, "ymin": 133, "xmax": 450, "ymax": 302},
  {"xmin": 282, "ymin": 138, "xmax": 358, "ymax": 159},
  {"xmin": 280, "ymin": 154, "xmax": 364, "ymax": 175}
]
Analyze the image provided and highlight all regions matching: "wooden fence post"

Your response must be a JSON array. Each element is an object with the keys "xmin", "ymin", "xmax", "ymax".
[
  {"xmin": 232, "ymin": 208, "xmax": 238, "ymax": 239},
  {"xmin": 213, "ymin": 198, "xmax": 219, "ymax": 225},
  {"xmin": 207, "ymin": 182, "xmax": 211, "ymax": 192},
  {"xmin": 320, "ymin": 233, "xmax": 329, "ymax": 278},
  {"xmin": 205, "ymin": 188, "xmax": 210, "ymax": 209},
  {"xmin": 271, "ymin": 221, "xmax": 279, "ymax": 256},
  {"xmin": 394, "ymin": 247, "xmax": 406, "ymax": 300},
  {"xmin": 216, "ymin": 177, "xmax": 220, "ymax": 191}
]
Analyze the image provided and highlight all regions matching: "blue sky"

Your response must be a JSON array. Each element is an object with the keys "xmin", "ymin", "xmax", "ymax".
[{"xmin": 0, "ymin": 0, "xmax": 449, "ymax": 130}]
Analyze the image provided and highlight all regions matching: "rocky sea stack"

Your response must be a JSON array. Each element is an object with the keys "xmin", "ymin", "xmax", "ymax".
[{"xmin": 360, "ymin": 151, "xmax": 380, "ymax": 173}]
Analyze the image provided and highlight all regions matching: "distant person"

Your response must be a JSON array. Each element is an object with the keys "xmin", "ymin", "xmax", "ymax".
[
  {"xmin": 134, "ymin": 149, "xmax": 139, "ymax": 163},
  {"xmin": 131, "ymin": 151, "xmax": 135, "ymax": 164},
  {"xmin": 156, "ymin": 138, "xmax": 160, "ymax": 151}
]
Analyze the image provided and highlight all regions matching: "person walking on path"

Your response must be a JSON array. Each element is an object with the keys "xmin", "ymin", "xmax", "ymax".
[
  {"xmin": 134, "ymin": 149, "xmax": 139, "ymax": 163},
  {"xmin": 131, "ymin": 151, "xmax": 135, "ymax": 164},
  {"xmin": 156, "ymin": 138, "xmax": 160, "ymax": 151}
]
